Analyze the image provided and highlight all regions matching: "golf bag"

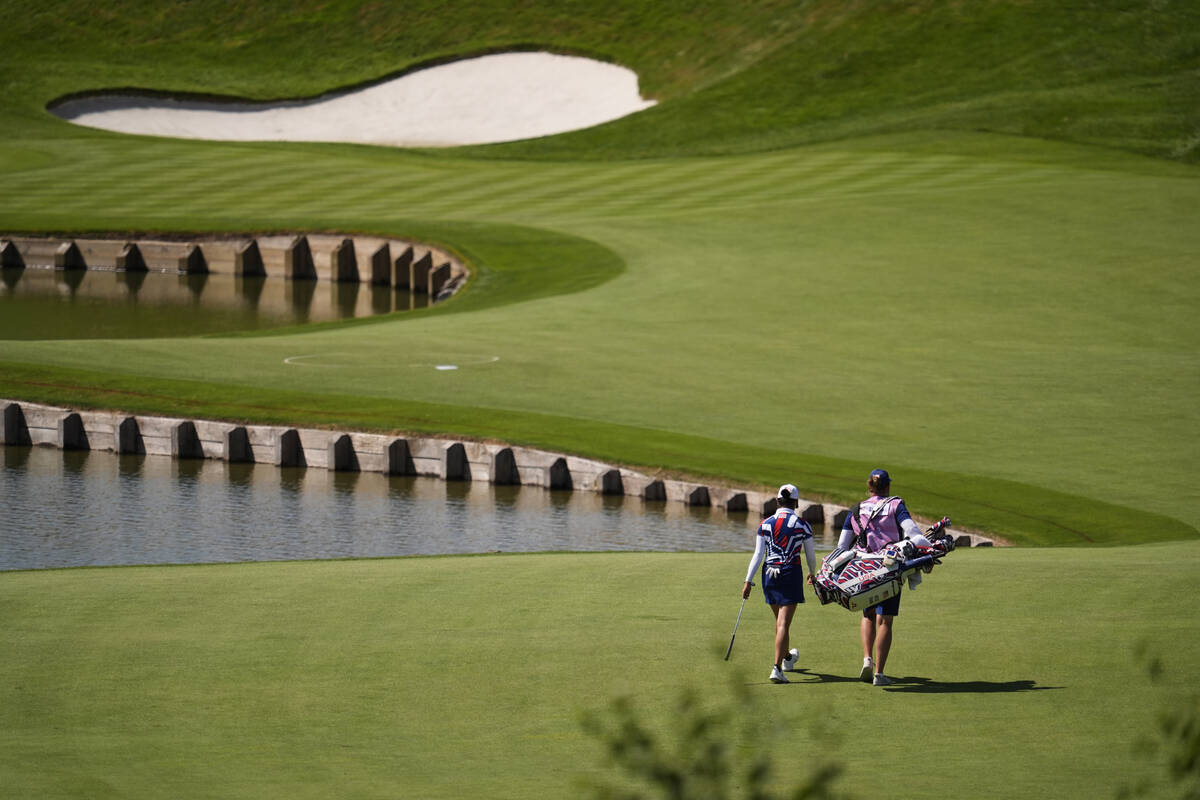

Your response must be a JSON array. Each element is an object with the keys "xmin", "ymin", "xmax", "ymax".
[{"xmin": 813, "ymin": 517, "xmax": 953, "ymax": 612}]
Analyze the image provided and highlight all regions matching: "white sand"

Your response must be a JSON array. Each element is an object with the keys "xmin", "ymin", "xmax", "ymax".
[{"xmin": 51, "ymin": 52, "xmax": 656, "ymax": 147}]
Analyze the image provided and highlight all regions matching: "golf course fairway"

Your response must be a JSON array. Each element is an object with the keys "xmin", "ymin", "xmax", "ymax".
[
  {"xmin": 1, "ymin": 1, "xmax": 1199, "ymax": 797},
  {"xmin": 2, "ymin": 546, "xmax": 1198, "ymax": 798}
]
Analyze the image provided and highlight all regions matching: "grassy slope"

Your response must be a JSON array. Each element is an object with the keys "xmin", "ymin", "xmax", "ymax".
[
  {"xmin": 0, "ymin": 0, "xmax": 1197, "ymax": 546},
  {"xmin": 2, "ymin": 545, "xmax": 1198, "ymax": 799},
  {"xmin": 478, "ymin": 0, "xmax": 1200, "ymax": 161},
  {"xmin": 5, "ymin": 1, "xmax": 1197, "ymax": 161}
]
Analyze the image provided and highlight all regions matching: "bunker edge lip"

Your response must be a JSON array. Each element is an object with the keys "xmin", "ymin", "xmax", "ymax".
[{"xmin": 47, "ymin": 52, "xmax": 658, "ymax": 148}]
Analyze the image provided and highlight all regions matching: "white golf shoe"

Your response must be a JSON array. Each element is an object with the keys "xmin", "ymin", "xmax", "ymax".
[
  {"xmin": 859, "ymin": 657, "xmax": 874, "ymax": 683},
  {"xmin": 872, "ymin": 673, "xmax": 894, "ymax": 687},
  {"xmin": 770, "ymin": 665, "xmax": 789, "ymax": 684},
  {"xmin": 782, "ymin": 648, "xmax": 800, "ymax": 672}
]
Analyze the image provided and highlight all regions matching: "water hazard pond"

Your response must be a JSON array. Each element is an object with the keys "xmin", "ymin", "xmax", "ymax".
[
  {"xmin": 0, "ymin": 266, "xmax": 423, "ymax": 339},
  {"xmin": 1, "ymin": 446, "xmax": 835, "ymax": 571}
]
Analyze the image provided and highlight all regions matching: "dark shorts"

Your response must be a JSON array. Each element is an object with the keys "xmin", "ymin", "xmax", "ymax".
[
  {"xmin": 862, "ymin": 591, "xmax": 900, "ymax": 618},
  {"xmin": 762, "ymin": 564, "xmax": 805, "ymax": 606}
]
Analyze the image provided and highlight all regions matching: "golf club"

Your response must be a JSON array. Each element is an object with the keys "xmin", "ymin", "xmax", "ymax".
[{"xmin": 724, "ymin": 590, "xmax": 750, "ymax": 661}]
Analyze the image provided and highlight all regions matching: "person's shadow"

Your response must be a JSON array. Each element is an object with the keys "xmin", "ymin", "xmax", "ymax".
[
  {"xmin": 786, "ymin": 669, "xmax": 861, "ymax": 685},
  {"xmin": 789, "ymin": 669, "xmax": 1059, "ymax": 693}
]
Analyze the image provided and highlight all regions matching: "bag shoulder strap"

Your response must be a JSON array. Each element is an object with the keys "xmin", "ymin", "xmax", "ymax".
[{"xmin": 855, "ymin": 496, "xmax": 898, "ymax": 548}]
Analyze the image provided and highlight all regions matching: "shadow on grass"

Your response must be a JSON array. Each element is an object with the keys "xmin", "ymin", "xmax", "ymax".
[
  {"xmin": 784, "ymin": 669, "xmax": 1060, "ymax": 693},
  {"xmin": 742, "ymin": 669, "xmax": 860, "ymax": 687},
  {"xmin": 883, "ymin": 676, "xmax": 1059, "ymax": 693}
]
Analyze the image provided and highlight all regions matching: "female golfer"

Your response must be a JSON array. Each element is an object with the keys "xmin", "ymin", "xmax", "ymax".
[{"xmin": 742, "ymin": 484, "xmax": 818, "ymax": 684}]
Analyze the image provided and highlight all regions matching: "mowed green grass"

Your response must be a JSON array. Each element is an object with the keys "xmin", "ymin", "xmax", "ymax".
[
  {"xmin": 2, "ymin": 544, "xmax": 1197, "ymax": 799},
  {"xmin": 2, "ymin": 4, "xmax": 1198, "ymax": 798},
  {"xmin": 0, "ymin": 0, "xmax": 1197, "ymax": 546},
  {"xmin": 1, "ymin": 132, "xmax": 1197, "ymax": 544}
]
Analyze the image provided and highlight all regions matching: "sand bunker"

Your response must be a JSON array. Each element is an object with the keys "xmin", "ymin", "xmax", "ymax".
[{"xmin": 50, "ymin": 52, "xmax": 656, "ymax": 147}]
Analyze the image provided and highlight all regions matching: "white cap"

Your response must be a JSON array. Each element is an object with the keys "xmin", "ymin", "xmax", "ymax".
[{"xmin": 777, "ymin": 483, "xmax": 799, "ymax": 501}]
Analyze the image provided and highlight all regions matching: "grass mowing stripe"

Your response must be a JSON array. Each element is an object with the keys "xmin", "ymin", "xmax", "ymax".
[
  {"xmin": 579, "ymin": 153, "xmax": 917, "ymax": 217},
  {"xmin": 3, "ymin": 145, "xmax": 1074, "ymax": 231},
  {"xmin": 818, "ymin": 155, "xmax": 981, "ymax": 193},
  {"xmin": 623, "ymin": 164, "xmax": 1103, "ymax": 221},
  {"xmin": 550, "ymin": 153, "xmax": 873, "ymax": 217},
  {"xmin": 468, "ymin": 174, "xmax": 637, "ymax": 218},
  {"xmin": 497, "ymin": 165, "xmax": 703, "ymax": 217},
  {"xmin": 423, "ymin": 179, "xmax": 587, "ymax": 220},
  {"xmin": 588, "ymin": 158, "xmax": 807, "ymax": 209},
  {"xmin": 783, "ymin": 164, "xmax": 1043, "ymax": 205},
  {"xmin": 511, "ymin": 152, "xmax": 979, "ymax": 221}
]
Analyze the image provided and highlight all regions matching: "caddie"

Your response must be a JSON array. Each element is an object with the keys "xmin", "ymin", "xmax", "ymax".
[{"xmin": 830, "ymin": 469, "xmax": 933, "ymax": 687}]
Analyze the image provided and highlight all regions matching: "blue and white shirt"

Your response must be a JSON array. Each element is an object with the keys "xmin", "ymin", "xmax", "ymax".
[{"xmin": 745, "ymin": 507, "xmax": 818, "ymax": 581}]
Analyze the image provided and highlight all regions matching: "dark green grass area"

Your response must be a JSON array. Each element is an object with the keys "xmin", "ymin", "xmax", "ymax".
[
  {"xmin": 2, "ymin": 359, "xmax": 1192, "ymax": 547},
  {"xmin": 0, "ymin": 0, "xmax": 809, "ymax": 118},
  {"xmin": 4, "ymin": 0, "xmax": 1194, "ymax": 162},
  {"xmin": 479, "ymin": 0, "xmax": 1200, "ymax": 161},
  {"xmin": 2, "ymin": 545, "xmax": 1197, "ymax": 798}
]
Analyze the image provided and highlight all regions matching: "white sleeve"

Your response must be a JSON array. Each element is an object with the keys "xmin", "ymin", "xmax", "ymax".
[
  {"xmin": 803, "ymin": 536, "xmax": 817, "ymax": 577},
  {"xmin": 744, "ymin": 534, "xmax": 765, "ymax": 583},
  {"xmin": 901, "ymin": 518, "xmax": 932, "ymax": 548},
  {"xmin": 835, "ymin": 529, "xmax": 855, "ymax": 551}
]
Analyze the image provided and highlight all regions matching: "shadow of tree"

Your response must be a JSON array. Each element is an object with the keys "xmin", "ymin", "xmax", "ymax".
[{"xmin": 581, "ymin": 676, "xmax": 848, "ymax": 799}]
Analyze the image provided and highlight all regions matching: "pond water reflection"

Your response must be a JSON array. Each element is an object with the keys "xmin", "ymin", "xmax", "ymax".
[
  {"xmin": 0, "ymin": 266, "xmax": 422, "ymax": 339},
  {"xmin": 1, "ymin": 446, "xmax": 834, "ymax": 571}
]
